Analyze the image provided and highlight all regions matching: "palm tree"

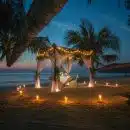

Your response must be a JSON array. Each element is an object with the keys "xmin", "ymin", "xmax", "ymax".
[
  {"xmin": 65, "ymin": 19, "xmax": 120, "ymax": 87},
  {"xmin": 0, "ymin": 0, "xmax": 68, "ymax": 67},
  {"xmin": 0, "ymin": 0, "xmax": 27, "ymax": 63}
]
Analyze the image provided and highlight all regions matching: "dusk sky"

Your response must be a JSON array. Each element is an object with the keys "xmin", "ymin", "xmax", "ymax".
[{"xmin": 0, "ymin": 0, "xmax": 130, "ymax": 69}]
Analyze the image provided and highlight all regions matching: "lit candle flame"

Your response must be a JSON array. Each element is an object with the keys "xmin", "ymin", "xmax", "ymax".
[
  {"xmin": 36, "ymin": 95, "xmax": 39, "ymax": 101},
  {"xmin": 19, "ymin": 90, "xmax": 23, "ymax": 96},
  {"xmin": 64, "ymin": 96, "xmax": 68, "ymax": 104},
  {"xmin": 98, "ymin": 94, "xmax": 102, "ymax": 102}
]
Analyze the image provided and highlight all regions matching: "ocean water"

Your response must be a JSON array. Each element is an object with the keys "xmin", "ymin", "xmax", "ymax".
[
  {"xmin": 0, "ymin": 69, "xmax": 80, "ymax": 88},
  {"xmin": 0, "ymin": 69, "xmax": 49, "ymax": 87},
  {"xmin": 0, "ymin": 69, "xmax": 128, "ymax": 88}
]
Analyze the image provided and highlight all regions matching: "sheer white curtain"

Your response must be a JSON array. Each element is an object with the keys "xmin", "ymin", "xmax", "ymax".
[
  {"xmin": 50, "ymin": 50, "xmax": 64, "ymax": 92},
  {"xmin": 35, "ymin": 59, "xmax": 46, "ymax": 88},
  {"xmin": 63, "ymin": 56, "xmax": 73, "ymax": 74},
  {"xmin": 82, "ymin": 56, "xmax": 94, "ymax": 87}
]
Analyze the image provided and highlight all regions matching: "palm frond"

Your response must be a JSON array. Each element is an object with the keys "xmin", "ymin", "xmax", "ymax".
[
  {"xmin": 98, "ymin": 27, "xmax": 120, "ymax": 53},
  {"xmin": 65, "ymin": 30, "xmax": 82, "ymax": 47},
  {"xmin": 80, "ymin": 19, "xmax": 94, "ymax": 38},
  {"xmin": 28, "ymin": 37, "xmax": 50, "ymax": 53}
]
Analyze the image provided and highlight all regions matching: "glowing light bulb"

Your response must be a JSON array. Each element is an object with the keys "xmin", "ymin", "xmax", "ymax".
[
  {"xmin": 36, "ymin": 95, "xmax": 39, "ymax": 101},
  {"xmin": 98, "ymin": 94, "xmax": 102, "ymax": 102},
  {"xmin": 64, "ymin": 96, "xmax": 68, "ymax": 104}
]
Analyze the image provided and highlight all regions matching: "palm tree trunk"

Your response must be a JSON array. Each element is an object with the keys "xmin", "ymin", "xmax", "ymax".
[
  {"xmin": 35, "ymin": 60, "xmax": 41, "ymax": 88},
  {"xmin": 6, "ymin": 0, "xmax": 68, "ymax": 67},
  {"xmin": 6, "ymin": 42, "xmax": 27, "ymax": 67}
]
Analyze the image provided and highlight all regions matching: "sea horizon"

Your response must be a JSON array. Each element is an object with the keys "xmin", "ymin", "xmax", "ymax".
[{"xmin": 0, "ymin": 68, "xmax": 129, "ymax": 88}]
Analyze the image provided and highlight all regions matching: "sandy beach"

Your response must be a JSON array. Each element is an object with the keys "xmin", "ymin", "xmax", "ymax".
[
  {"xmin": 0, "ymin": 77, "xmax": 130, "ymax": 130},
  {"xmin": 0, "ymin": 0, "xmax": 130, "ymax": 129}
]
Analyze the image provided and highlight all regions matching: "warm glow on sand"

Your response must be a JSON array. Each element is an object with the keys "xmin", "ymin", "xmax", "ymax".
[
  {"xmin": 32, "ymin": 95, "xmax": 45, "ymax": 103},
  {"xmin": 88, "ymin": 82, "xmax": 94, "ymax": 88},
  {"xmin": 56, "ymin": 88, "xmax": 60, "ymax": 92}
]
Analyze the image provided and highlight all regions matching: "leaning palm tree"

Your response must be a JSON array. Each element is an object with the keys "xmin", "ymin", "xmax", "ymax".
[
  {"xmin": 0, "ymin": 0, "xmax": 68, "ymax": 67},
  {"xmin": 65, "ymin": 19, "xmax": 120, "ymax": 87}
]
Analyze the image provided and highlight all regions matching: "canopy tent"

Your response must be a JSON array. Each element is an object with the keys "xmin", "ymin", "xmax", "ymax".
[
  {"xmin": 97, "ymin": 63, "xmax": 130, "ymax": 73},
  {"xmin": 35, "ymin": 45, "xmax": 93, "ymax": 92}
]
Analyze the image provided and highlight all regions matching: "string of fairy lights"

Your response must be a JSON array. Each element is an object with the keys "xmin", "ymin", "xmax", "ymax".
[{"xmin": 37, "ymin": 46, "xmax": 93, "ymax": 59}]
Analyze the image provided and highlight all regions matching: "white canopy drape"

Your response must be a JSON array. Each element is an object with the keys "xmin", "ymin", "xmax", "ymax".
[
  {"xmin": 35, "ymin": 59, "xmax": 47, "ymax": 88},
  {"xmin": 63, "ymin": 56, "xmax": 73, "ymax": 74},
  {"xmin": 51, "ymin": 50, "xmax": 64, "ymax": 92},
  {"xmin": 82, "ymin": 57, "xmax": 94, "ymax": 87}
]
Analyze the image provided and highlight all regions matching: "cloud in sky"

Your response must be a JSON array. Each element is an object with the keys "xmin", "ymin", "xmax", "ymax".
[
  {"xmin": 120, "ymin": 25, "xmax": 130, "ymax": 32},
  {"xmin": 51, "ymin": 21, "xmax": 77, "ymax": 31}
]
